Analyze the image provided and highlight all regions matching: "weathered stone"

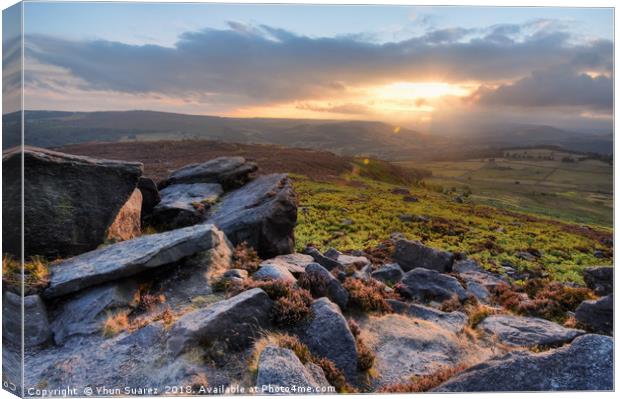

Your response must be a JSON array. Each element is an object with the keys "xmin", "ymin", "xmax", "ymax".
[
  {"xmin": 207, "ymin": 174, "xmax": 297, "ymax": 258},
  {"xmin": 393, "ymin": 239, "xmax": 454, "ymax": 272},
  {"xmin": 2, "ymin": 146, "xmax": 143, "ymax": 257},
  {"xmin": 302, "ymin": 263, "xmax": 348, "ymax": 310},
  {"xmin": 253, "ymin": 264, "xmax": 296, "ymax": 283},
  {"xmin": 260, "ymin": 253, "xmax": 314, "ymax": 275},
  {"xmin": 302, "ymin": 298, "xmax": 357, "ymax": 381},
  {"xmin": 387, "ymin": 300, "xmax": 467, "ymax": 333},
  {"xmin": 435, "ymin": 334, "xmax": 613, "ymax": 392},
  {"xmin": 223, "ymin": 269, "xmax": 249, "ymax": 280},
  {"xmin": 159, "ymin": 156, "xmax": 257, "ymax": 190},
  {"xmin": 575, "ymin": 295, "xmax": 613, "ymax": 335},
  {"xmin": 454, "ymin": 260, "xmax": 506, "ymax": 303},
  {"xmin": 152, "ymin": 183, "xmax": 223, "ymax": 229},
  {"xmin": 391, "ymin": 187, "xmax": 411, "ymax": 195},
  {"xmin": 50, "ymin": 280, "xmax": 138, "ymax": 345},
  {"xmin": 303, "ymin": 247, "xmax": 344, "ymax": 271},
  {"xmin": 137, "ymin": 176, "xmax": 160, "ymax": 218},
  {"xmin": 583, "ymin": 266, "xmax": 613, "ymax": 296},
  {"xmin": 107, "ymin": 188, "xmax": 142, "ymax": 242},
  {"xmin": 44, "ymin": 224, "xmax": 226, "ymax": 299},
  {"xmin": 403, "ymin": 195, "xmax": 418, "ymax": 202},
  {"xmin": 371, "ymin": 264, "xmax": 404, "ymax": 285},
  {"xmin": 116, "ymin": 322, "xmax": 165, "ymax": 348},
  {"xmin": 478, "ymin": 315, "xmax": 584, "ymax": 347},
  {"xmin": 2, "ymin": 292, "xmax": 51, "ymax": 347},
  {"xmin": 398, "ymin": 268, "xmax": 467, "ymax": 302},
  {"xmin": 167, "ymin": 288, "xmax": 273, "ymax": 355},
  {"xmin": 256, "ymin": 346, "xmax": 332, "ymax": 393}
]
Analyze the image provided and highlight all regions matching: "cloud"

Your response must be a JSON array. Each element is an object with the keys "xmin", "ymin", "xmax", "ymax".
[
  {"xmin": 474, "ymin": 65, "xmax": 612, "ymax": 111},
  {"xmin": 22, "ymin": 20, "xmax": 612, "ymax": 109}
]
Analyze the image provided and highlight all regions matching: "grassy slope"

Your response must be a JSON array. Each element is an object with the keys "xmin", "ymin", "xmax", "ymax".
[{"xmin": 294, "ymin": 159, "xmax": 612, "ymax": 284}]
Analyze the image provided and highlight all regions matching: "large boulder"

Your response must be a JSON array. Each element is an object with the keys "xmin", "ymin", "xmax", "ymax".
[
  {"xmin": 44, "ymin": 224, "xmax": 226, "ymax": 299},
  {"xmin": 301, "ymin": 263, "xmax": 349, "ymax": 310},
  {"xmin": 435, "ymin": 334, "xmax": 613, "ymax": 391},
  {"xmin": 398, "ymin": 268, "xmax": 467, "ymax": 302},
  {"xmin": 256, "ymin": 346, "xmax": 331, "ymax": 394},
  {"xmin": 2, "ymin": 292, "xmax": 51, "ymax": 347},
  {"xmin": 207, "ymin": 174, "xmax": 297, "ymax": 258},
  {"xmin": 371, "ymin": 264, "xmax": 404, "ymax": 285},
  {"xmin": 302, "ymin": 298, "xmax": 357, "ymax": 382},
  {"xmin": 583, "ymin": 266, "xmax": 613, "ymax": 296},
  {"xmin": 392, "ymin": 239, "xmax": 454, "ymax": 272},
  {"xmin": 106, "ymin": 188, "xmax": 142, "ymax": 242},
  {"xmin": 478, "ymin": 315, "xmax": 584, "ymax": 348},
  {"xmin": 2, "ymin": 146, "xmax": 143, "ymax": 257},
  {"xmin": 167, "ymin": 288, "xmax": 273, "ymax": 356},
  {"xmin": 152, "ymin": 183, "xmax": 223, "ymax": 229},
  {"xmin": 159, "ymin": 156, "xmax": 257, "ymax": 190},
  {"xmin": 575, "ymin": 295, "xmax": 613, "ymax": 335},
  {"xmin": 137, "ymin": 176, "xmax": 160, "ymax": 219},
  {"xmin": 50, "ymin": 280, "xmax": 138, "ymax": 345}
]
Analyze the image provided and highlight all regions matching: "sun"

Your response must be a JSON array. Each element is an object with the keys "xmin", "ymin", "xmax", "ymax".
[{"xmin": 372, "ymin": 81, "xmax": 471, "ymax": 100}]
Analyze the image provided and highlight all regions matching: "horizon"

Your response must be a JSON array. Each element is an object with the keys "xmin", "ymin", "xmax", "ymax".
[{"xmin": 2, "ymin": 2, "xmax": 614, "ymax": 133}]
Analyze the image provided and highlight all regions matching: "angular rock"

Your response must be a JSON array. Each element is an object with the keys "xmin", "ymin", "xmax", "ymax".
[
  {"xmin": 398, "ymin": 268, "xmax": 467, "ymax": 302},
  {"xmin": 387, "ymin": 300, "xmax": 467, "ymax": 333},
  {"xmin": 44, "ymin": 224, "xmax": 226, "ymax": 299},
  {"xmin": 2, "ymin": 146, "xmax": 143, "ymax": 257},
  {"xmin": 117, "ymin": 322, "xmax": 165, "ymax": 348},
  {"xmin": 435, "ymin": 334, "xmax": 613, "ymax": 391},
  {"xmin": 302, "ymin": 298, "xmax": 357, "ymax": 381},
  {"xmin": 303, "ymin": 247, "xmax": 344, "ymax": 271},
  {"xmin": 160, "ymin": 156, "xmax": 257, "ymax": 190},
  {"xmin": 393, "ymin": 239, "xmax": 454, "ymax": 272},
  {"xmin": 223, "ymin": 269, "xmax": 249, "ymax": 280},
  {"xmin": 207, "ymin": 174, "xmax": 297, "ymax": 258},
  {"xmin": 301, "ymin": 263, "xmax": 349, "ymax": 310},
  {"xmin": 50, "ymin": 280, "xmax": 138, "ymax": 345},
  {"xmin": 575, "ymin": 295, "xmax": 613, "ymax": 335},
  {"xmin": 152, "ymin": 183, "xmax": 223, "ymax": 229},
  {"xmin": 583, "ymin": 266, "xmax": 613, "ymax": 296},
  {"xmin": 253, "ymin": 264, "xmax": 296, "ymax": 283},
  {"xmin": 454, "ymin": 260, "xmax": 506, "ymax": 303},
  {"xmin": 256, "ymin": 346, "xmax": 331, "ymax": 393},
  {"xmin": 106, "ymin": 188, "xmax": 142, "ymax": 242},
  {"xmin": 371, "ymin": 264, "xmax": 404, "ymax": 285},
  {"xmin": 2, "ymin": 292, "xmax": 51, "ymax": 347},
  {"xmin": 323, "ymin": 248, "xmax": 368, "ymax": 269},
  {"xmin": 478, "ymin": 315, "xmax": 584, "ymax": 347},
  {"xmin": 167, "ymin": 288, "xmax": 273, "ymax": 355},
  {"xmin": 260, "ymin": 253, "xmax": 314, "ymax": 275},
  {"xmin": 137, "ymin": 176, "xmax": 160, "ymax": 218}
]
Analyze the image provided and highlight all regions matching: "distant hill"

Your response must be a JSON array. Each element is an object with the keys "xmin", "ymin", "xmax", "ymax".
[{"xmin": 2, "ymin": 110, "xmax": 612, "ymax": 158}]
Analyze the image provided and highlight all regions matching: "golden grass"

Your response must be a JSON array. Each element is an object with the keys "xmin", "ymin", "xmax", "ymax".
[{"xmin": 2, "ymin": 254, "xmax": 50, "ymax": 295}]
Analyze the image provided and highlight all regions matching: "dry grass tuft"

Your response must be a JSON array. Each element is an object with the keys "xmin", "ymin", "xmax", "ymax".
[
  {"xmin": 231, "ymin": 242, "xmax": 261, "ymax": 273},
  {"xmin": 273, "ymin": 288, "xmax": 314, "ymax": 326},
  {"xmin": 342, "ymin": 278, "xmax": 392, "ymax": 313},
  {"xmin": 101, "ymin": 310, "xmax": 130, "ymax": 338},
  {"xmin": 379, "ymin": 363, "xmax": 470, "ymax": 393},
  {"xmin": 2, "ymin": 254, "xmax": 50, "ymax": 295}
]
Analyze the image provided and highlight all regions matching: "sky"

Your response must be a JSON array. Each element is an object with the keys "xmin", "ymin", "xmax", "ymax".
[{"xmin": 2, "ymin": 2, "xmax": 614, "ymax": 132}]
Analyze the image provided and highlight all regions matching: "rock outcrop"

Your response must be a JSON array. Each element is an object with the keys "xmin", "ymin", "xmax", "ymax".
[
  {"xmin": 583, "ymin": 266, "xmax": 613, "ymax": 296},
  {"xmin": 435, "ymin": 334, "xmax": 613, "ymax": 391},
  {"xmin": 575, "ymin": 294, "xmax": 613, "ymax": 335},
  {"xmin": 106, "ymin": 188, "xmax": 142, "ymax": 242},
  {"xmin": 392, "ymin": 239, "xmax": 454, "ymax": 272},
  {"xmin": 159, "ymin": 156, "xmax": 257, "ymax": 190},
  {"xmin": 2, "ymin": 146, "xmax": 143, "ymax": 257},
  {"xmin": 256, "ymin": 346, "xmax": 331, "ymax": 393},
  {"xmin": 207, "ymin": 174, "xmax": 297, "ymax": 258},
  {"xmin": 167, "ymin": 288, "xmax": 273, "ymax": 355},
  {"xmin": 2, "ymin": 292, "xmax": 51, "ymax": 347},
  {"xmin": 152, "ymin": 183, "xmax": 223, "ymax": 229},
  {"xmin": 398, "ymin": 268, "xmax": 467, "ymax": 302},
  {"xmin": 302, "ymin": 298, "xmax": 357, "ymax": 382},
  {"xmin": 478, "ymin": 315, "xmax": 584, "ymax": 347},
  {"xmin": 44, "ymin": 224, "xmax": 226, "ymax": 298}
]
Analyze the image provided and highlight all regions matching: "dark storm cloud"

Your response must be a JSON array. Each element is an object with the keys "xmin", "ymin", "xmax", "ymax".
[{"xmin": 24, "ymin": 21, "xmax": 612, "ymax": 108}]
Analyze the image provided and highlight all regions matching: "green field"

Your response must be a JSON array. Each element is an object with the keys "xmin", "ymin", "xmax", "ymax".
[{"xmin": 395, "ymin": 150, "xmax": 613, "ymax": 227}]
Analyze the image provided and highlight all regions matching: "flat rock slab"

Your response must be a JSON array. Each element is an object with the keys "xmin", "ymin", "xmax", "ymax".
[
  {"xmin": 393, "ymin": 239, "xmax": 454, "ymax": 272},
  {"xmin": 44, "ymin": 224, "xmax": 224, "ymax": 299},
  {"xmin": 167, "ymin": 288, "xmax": 273, "ymax": 355},
  {"xmin": 2, "ymin": 146, "xmax": 143, "ymax": 257},
  {"xmin": 302, "ymin": 298, "xmax": 357, "ymax": 382},
  {"xmin": 435, "ymin": 334, "xmax": 613, "ymax": 392},
  {"xmin": 260, "ymin": 253, "xmax": 314, "ymax": 275},
  {"xmin": 388, "ymin": 300, "xmax": 467, "ymax": 333},
  {"xmin": 160, "ymin": 156, "xmax": 257, "ymax": 190},
  {"xmin": 478, "ymin": 315, "xmax": 584, "ymax": 348},
  {"xmin": 153, "ymin": 183, "xmax": 223, "ymax": 228},
  {"xmin": 362, "ymin": 313, "xmax": 486, "ymax": 388},
  {"xmin": 398, "ymin": 268, "xmax": 467, "ymax": 302},
  {"xmin": 207, "ymin": 174, "xmax": 297, "ymax": 258},
  {"xmin": 256, "ymin": 346, "xmax": 331, "ymax": 393}
]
